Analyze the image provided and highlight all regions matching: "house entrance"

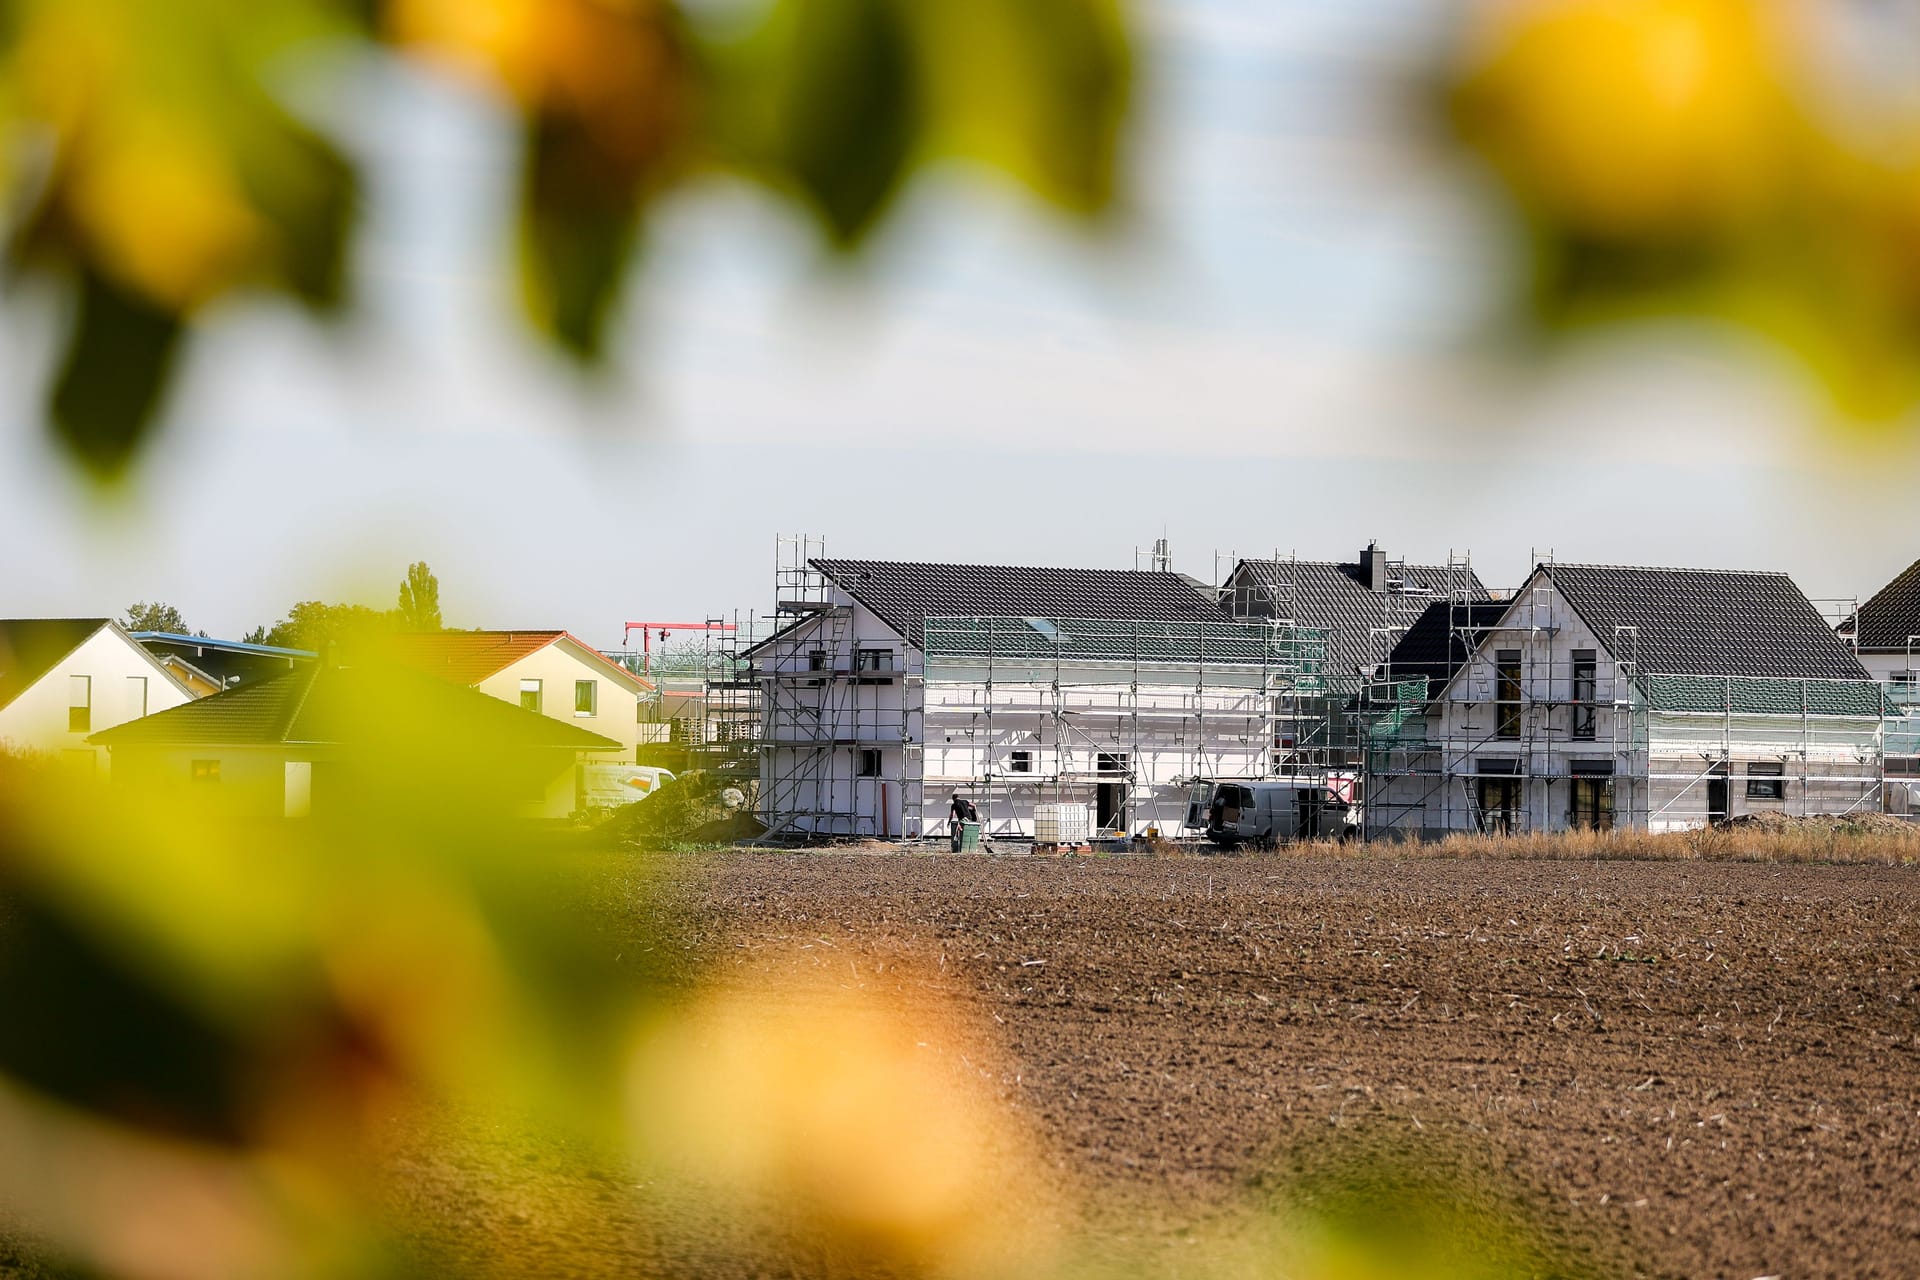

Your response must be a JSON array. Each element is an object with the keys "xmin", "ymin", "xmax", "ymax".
[
  {"xmin": 1707, "ymin": 778, "xmax": 1730, "ymax": 825},
  {"xmin": 1476, "ymin": 776, "xmax": 1522, "ymax": 835},
  {"xmin": 1096, "ymin": 752, "xmax": 1129, "ymax": 831}
]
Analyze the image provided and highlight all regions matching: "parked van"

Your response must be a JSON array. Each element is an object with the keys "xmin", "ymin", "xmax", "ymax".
[
  {"xmin": 580, "ymin": 764, "xmax": 676, "ymax": 811},
  {"xmin": 1195, "ymin": 779, "xmax": 1357, "ymax": 848}
]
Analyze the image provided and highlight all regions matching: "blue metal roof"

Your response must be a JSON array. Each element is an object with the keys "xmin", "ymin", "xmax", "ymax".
[{"xmin": 131, "ymin": 632, "xmax": 317, "ymax": 659}]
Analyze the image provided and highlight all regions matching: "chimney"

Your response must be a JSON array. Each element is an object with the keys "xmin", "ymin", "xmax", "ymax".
[{"xmin": 1363, "ymin": 541, "xmax": 1387, "ymax": 593}]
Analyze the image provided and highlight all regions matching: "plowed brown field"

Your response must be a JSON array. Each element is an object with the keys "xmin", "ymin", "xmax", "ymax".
[{"xmin": 622, "ymin": 851, "xmax": 1920, "ymax": 1280}]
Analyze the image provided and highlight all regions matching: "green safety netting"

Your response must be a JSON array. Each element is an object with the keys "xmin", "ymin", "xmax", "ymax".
[
  {"xmin": 1643, "ymin": 673, "xmax": 1891, "ymax": 718},
  {"xmin": 921, "ymin": 615, "xmax": 1330, "ymax": 687}
]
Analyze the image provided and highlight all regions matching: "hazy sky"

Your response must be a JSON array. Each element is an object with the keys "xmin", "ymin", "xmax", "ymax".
[{"xmin": 3, "ymin": 0, "xmax": 1916, "ymax": 651}]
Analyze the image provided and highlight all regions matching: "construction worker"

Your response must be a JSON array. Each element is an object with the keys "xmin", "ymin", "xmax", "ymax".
[{"xmin": 948, "ymin": 791, "xmax": 978, "ymax": 853}]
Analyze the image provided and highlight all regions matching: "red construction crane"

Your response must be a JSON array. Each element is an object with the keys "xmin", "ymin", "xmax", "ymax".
[{"xmin": 622, "ymin": 621, "xmax": 737, "ymax": 677}]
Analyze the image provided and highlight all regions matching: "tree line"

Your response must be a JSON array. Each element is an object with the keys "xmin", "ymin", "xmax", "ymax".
[{"xmin": 122, "ymin": 561, "xmax": 444, "ymax": 652}]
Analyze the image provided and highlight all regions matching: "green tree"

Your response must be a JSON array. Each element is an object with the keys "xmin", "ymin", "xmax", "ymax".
[
  {"xmin": 121, "ymin": 601, "xmax": 188, "ymax": 634},
  {"xmin": 396, "ymin": 562, "xmax": 443, "ymax": 632},
  {"xmin": 260, "ymin": 601, "xmax": 390, "ymax": 652}
]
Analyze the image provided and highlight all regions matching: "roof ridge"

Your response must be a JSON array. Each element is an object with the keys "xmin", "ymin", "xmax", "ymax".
[
  {"xmin": 277, "ymin": 662, "xmax": 324, "ymax": 743},
  {"xmin": 813, "ymin": 557, "xmax": 1188, "ymax": 576},
  {"xmin": 1239, "ymin": 556, "xmax": 1467, "ymax": 570},
  {"xmin": 1546, "ymin": 562, "xmax": 1794, "ymax": 577}
]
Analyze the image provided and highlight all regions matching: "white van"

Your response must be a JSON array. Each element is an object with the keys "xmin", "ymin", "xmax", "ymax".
[
  {"xmin": 1195, "ymin": 779, "xmax": 1357, "ymax": 848},
  {"xmin": 580, "ymin": 764, "xmax": 676, "ymax": 811}
]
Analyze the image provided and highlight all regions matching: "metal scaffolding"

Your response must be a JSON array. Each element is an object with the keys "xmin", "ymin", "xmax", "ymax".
[
  {"xmin": 918, "ymin": 613, "xmax": 1331, "ymax": 837},
  {"xmin": 1355, "ymin": 560, "xmax": 1899, "ymax": 839}
]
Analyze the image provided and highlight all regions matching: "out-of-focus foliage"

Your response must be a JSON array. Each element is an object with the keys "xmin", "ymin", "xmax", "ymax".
[
  {"xmin": 393, "ymin": 560, "xmax": 442, "ymax": 632},
  {"xmin": 122, "ymin": 601, "xmax": 190, "ymax": 634},
  {"xmin": 0, "ymin": 678, "xmax": 651, "ymax": 1276},
  {"xmin": 1445, "ymin": 0, "xmax": 1920, "ymax": 422},
  {"xmin": 0, "ymin": 704, "xmax": 1605, "ymax": 1279},
  {"xmin": 0, "ymin": 0, "xmax": 1133, "ymax": 479}
]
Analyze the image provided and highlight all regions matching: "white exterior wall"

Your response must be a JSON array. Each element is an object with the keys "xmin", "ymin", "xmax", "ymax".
[
  {"xmin": 1368, "ymin": 572, "xmax": 1884, "ymax": 838},
  {"xmin": 1371, "ymin": 591, "xmax": 1643, "ymax": 838},
  {"xmin": 475, "ymin": 639, "xmax": 648, "ymax": 762},
  {"xmin": 0, "ymin": 626, "xmax": 193, "ymax": 773},
  {"xmin": 757, "ymin": 596, "xmax": 1281, "ymax": 840},
  {"xmin": 757, "ymin": 600, "xmax": 921, "ymax": 838},
  {"xmin": 922, "ymin": 663, "xmax": 1272, "ymax": 839},
  {"xmin": 1859, "ymin": 650, "xmax": 1918, "ymax": 684}
]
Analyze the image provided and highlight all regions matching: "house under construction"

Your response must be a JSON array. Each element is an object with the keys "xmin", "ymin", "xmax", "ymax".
[
  {"xmin": 748, "ymin": 541, "xmax": 1337, "ymax": 840},
  {"xmin": 739, "ymin": 538, "xmax": 1918, "ymax": 841},
  {"xmin": 1362, "ymin": 561, "xmax": 1904, "ymax": 836}
]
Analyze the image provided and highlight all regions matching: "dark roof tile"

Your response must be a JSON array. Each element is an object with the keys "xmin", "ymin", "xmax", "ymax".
[
  {"xmin": 810, "ymin": 559, "xmax": 1229, "ymax": 646},
  {"xmin": 1543, "ymin": 563, "xmax": 1870, "ymax": 681},
  {"xmin": 1225, "ymin": 558, "xmax": 1489, "ymax": 675},
  {"xmin": 1383, "ymin": 600, "xmax": 1512, "ymax": 696},
  {"xmin": 1853, "ymin": 558, "xmax": 1920, "ymax": 654}
]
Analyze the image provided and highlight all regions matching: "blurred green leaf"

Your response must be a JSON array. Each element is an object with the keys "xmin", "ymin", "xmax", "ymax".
[
  {"xmin": 49, "ymin": 269, "xmax": 185, "ymax": 480},
  {"xmin": 231, "ymin": 103, "xmax": 357, "ymax": 310},
  {"xmin": 520, "ymin": 111, "xmax": 644, "ymax": 359},
  {"xmin": 911, "ymin": 0, "xmax": 1131, "ymax": 215},
  {"xmin": 0, "ymin": 890, "xmax": 262, "ymax": 1144},
  {"xmin": 724, "ymin": 0, "xmax": 923, "ymax": 248},
  {"xmin": 3, "ymin": 0, "xmax": 1136, "ymax": 474}
]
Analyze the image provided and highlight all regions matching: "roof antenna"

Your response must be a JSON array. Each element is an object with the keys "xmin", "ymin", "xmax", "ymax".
[{"xmin": 1136, "ymin": 535, "xmax": 1172, "ymax": 574}]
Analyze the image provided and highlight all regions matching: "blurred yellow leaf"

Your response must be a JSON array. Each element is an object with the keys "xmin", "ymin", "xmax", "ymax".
[
  {"xmin": 628, "ymin": 970, "xmax": 1061, "ymax": 1277},
  {"xmin": 1452, "ymin": 0, "xmax": 1788, "ymax": 238},
  {"xmin": 1445, "ymin": 0, "xmax": 1920, "ymax": 423}
]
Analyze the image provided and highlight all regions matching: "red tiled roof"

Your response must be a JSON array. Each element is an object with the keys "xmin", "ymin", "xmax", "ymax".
[
  {"xmin": 368, "ymin": 630, "xmax": 654, "ymax": 693},
  {"xmin": 372, "ymin": 631, "xmax": 565, "ymax": 684}
]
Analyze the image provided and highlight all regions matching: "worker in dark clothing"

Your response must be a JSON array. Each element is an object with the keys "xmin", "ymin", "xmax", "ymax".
[{"xmin": 948, "ymin": 792, "xmax": 978, "ymax": 852}]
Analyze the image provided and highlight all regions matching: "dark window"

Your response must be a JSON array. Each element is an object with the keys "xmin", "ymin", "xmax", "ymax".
[
  {"xmin": 1568, "ymin": 763, "xmax": 1613, "ymax": 829},
  {"xmin": 1009, "ymin": 750, "xmax": 1033, "ymax": 773},
  {"xmin": 191, "ymin": 759, "xmax": 220, "ymax": 783},
  {"xmin": 1571, "ymin": 649, "xmax": 1597, "ymax": 740},
  {"xmin": 856, "ymin": 648, "xmax": 893, "ymax": 672},
  {"xmin": 68, "ymin": 675, "xmax": 91, "ymax": 734},
  {"xmin": 1476, "ymin": 775, "xmax": 1522, "ymax": 834},
  {"xmin": 857, "ymin": 748, "xmax": 881, "ymax": 777},
  {"xmin": 807, "ymin": 648, "xmax": 828, "ymax": 671},
  {"xmin": 1495, "ymin": 650, "xmax": 1522, "ymax": 739},
  {"xmin": 1746, "ymin": 761, "xmax": 1786, "ymax": 800}
]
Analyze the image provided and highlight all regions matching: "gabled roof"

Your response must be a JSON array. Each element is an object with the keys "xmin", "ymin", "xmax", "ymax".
[
  {"xmin": 1851, "ymin": 558, "xmax": 1920, "ymax": 653},
  {"xmin": 91, "ymin": 662, "xmax": 623, "ymax": 751},
  {"xmin": 1540, "ymin": 563, "xmax": 1871, "ymax": 681},
  {"xmin": 0, "ymin": 619, "xmax": 111, "ymax": 711},
  {"xmin": 1225, "ymin": 557, "xmax": 1490, "ymax": 675},
  {"xmin": 371, "ymin": 631, "xmax": 653, "ymax": 693},
  {"xmin": 810, "ymin": 559, "xmax": 1230, "ymax": 647},
  {"xmin": 1383, "ymin": 600, "xmax": 1512, "ymax": 697}
]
